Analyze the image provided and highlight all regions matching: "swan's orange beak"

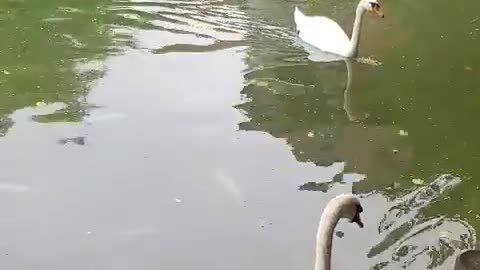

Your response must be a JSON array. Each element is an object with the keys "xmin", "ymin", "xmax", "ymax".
[{"xmin": 372, "ymin": 6, "xmax": 384, "ymax": 18}]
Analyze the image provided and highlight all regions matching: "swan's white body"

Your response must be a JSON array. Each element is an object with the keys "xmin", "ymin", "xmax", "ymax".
[
  {"xmin": 314, "ymin": 194, "xmax": 364, "ymax": 270},
  {"xmin": 294, "ymin": 0, "xmax": 383, "ymax": 121},
  {"xmin": 295, "ymin": 8, "xmax": 352, "ymax": 58},
  {"xmin": 294, "ymin": 0, "xmax": 383, "ymax": 60}
]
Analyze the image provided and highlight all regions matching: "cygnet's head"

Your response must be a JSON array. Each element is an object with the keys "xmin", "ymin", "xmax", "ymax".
[
  {"xmin": 332, "ymin": 194, "xmax": 364, "ymax": 228},
  {"xmin": 360, "ymin": 0, "xmax": 385, "ymax": 18},
  {"xmin": 454, "ymin": 250, "xmax": 480, "ymax": 270}
]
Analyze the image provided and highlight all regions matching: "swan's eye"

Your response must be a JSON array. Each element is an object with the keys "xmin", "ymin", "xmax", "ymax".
[
  {"xmin": 370, "ymin": 2, "xmax": 380, "ymax": 9},
  {"xmin": 356, "ymin": 204, "xmax": 363, "ymax": 213}
]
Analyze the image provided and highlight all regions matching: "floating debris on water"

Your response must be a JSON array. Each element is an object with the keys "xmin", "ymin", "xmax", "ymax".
[
  {"xmin": 356, "ymin": 57, "xmax": 382, "ymax": 66},
  {"xmin": 399, "ymin": 130, "xmax": 409, "ymax": 136},
  {"xmin": 412, "ymin": 178, "xmax": 425, "ymax": 185},
  {"xmin": 439, "ymin": 231, "xmax": 451, "ymax": 243},
  {"xmin": 259, "ymin": 218, "xmax": 272, "ymax": 228},
  {"xmin": 36, "ymin": 101, "xmax": 47, "ymax": 107},
  {"xmin": 253, "ymin": 80, "xmax": 269, "ymax": 87},
  {"xmin": 84, "ymin": 112, "xmax": 125, "ymax": 123},
  {"xmin": 0, "ymin": 183, "xmax": 32, "ymax": 193},
  {"xmin": 174, "ymin": 198, "xmax": 182, "ymax": 203},
  {"xmin": 42, "ymin": 17, "xmax": 73, "ymax": 23},
  {"xmin": 393, "ymin": 149, "xmax": 399, "ymax": 154},
  {"xmin": 307, "ymin": 131, "xmax": 315, "ymax": 138},
  {"xmin": 58, "ymin": 137, "xmax": 86, "ymax": 146}
]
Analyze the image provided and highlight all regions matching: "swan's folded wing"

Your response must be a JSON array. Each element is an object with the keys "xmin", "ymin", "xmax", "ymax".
[{"xmin": 296, "ymin": 15, "xmax": 351, "ymax": 56}]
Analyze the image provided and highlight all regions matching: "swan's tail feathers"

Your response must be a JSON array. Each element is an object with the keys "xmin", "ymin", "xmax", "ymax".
[
  {"xmin": 294, "ymin": 6, "xmax": 305, "ymax": 30},
  {"xmin": 294, "ymin": 6, "xmax": 303, "ymax": 20}
]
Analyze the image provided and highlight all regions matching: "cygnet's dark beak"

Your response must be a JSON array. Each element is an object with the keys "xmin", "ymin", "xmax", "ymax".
[{"xmin": 352, "ymin": 204, "xmax": 364, "ymax": 228}]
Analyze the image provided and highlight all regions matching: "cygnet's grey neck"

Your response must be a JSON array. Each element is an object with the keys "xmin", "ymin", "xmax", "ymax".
[{"xmin": 314, "ymin": 205, "xmax": 341, "ymax": 270}]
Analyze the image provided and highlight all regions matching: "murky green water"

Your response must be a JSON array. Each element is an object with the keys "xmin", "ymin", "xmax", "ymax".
[{"xmin": 1, "ymin": 0, "xmax": 479, "ymax": 269}]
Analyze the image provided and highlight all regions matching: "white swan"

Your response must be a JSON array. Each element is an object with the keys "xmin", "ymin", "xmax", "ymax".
[
  {"xmin": 315, "ymin": 194, "xmax": 364, "ymax": 270},
  {"xmin": 294, "ymin": 0, "xmax": 384, "ymax": 59}
]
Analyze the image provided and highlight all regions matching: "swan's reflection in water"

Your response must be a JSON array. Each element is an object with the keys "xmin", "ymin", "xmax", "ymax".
[
  {"xmin": 363, "ymin": 175, "xmax": 476, "ymax": 269},
  {"xmin": 298, "ymin": 39, "xmax": 381, "ymax": 122}
]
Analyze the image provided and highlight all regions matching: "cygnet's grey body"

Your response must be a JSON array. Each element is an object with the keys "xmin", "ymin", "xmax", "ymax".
[{"xmin": 455, "ymin": 250, "xmax": 480, "ymax": 270}]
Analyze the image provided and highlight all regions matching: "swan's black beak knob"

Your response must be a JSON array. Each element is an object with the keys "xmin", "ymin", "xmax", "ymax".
[
  {"xmin": 352, "ymin": 216, "xmax": 364, "ymax": 228},
  {"xmin": 352, "ymin": 213, "xmax": 364, "ymax": 228},
  {"xmin": 352, "ymin": 204, "xmax": 364, "ymax": 228}
]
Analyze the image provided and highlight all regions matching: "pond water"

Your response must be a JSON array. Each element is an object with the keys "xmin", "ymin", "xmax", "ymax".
[{"xmin": 1, "ymin": 0, "xmax": 479, "ymax": 269}]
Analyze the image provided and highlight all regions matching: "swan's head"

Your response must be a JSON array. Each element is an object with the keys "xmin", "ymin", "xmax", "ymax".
[
  {"xmin": 360, "ymin": 0, "xmax": 385, "ymax": 18},
  {"xmin": 333, "ymin": 194, "xmax": 364, "ymax": 228}
]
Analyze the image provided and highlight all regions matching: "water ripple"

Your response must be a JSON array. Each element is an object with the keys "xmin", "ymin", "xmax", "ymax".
[
  {"xmin": 110, "ymin": 0, "xmax": 296, "ymax": 56},
  {"xmin": 368, "ymin": 175, "xmax": 475, "ymax": 269}
]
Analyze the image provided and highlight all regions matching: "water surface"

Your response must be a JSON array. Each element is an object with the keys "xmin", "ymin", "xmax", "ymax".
[{"xmin": 0, "ymin": 0, "xmax": 479, "ymax": 269}]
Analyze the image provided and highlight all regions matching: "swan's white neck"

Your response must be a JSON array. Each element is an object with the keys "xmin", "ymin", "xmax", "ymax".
[
  {"xmin": 347, "ymin": 5, "xmax": 367, "ymax": 57},
  {"xmin": 314, "ymin": 205, "xmax": 341, "ymax": 270}
]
